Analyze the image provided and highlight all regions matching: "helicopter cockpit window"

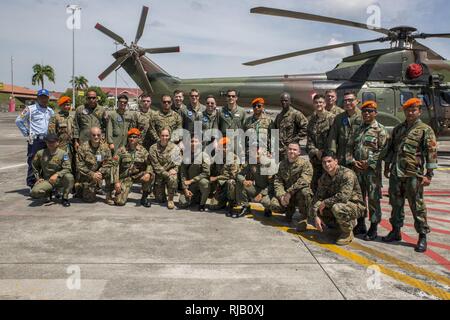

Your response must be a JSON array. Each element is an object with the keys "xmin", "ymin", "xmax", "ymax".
[
  {"xmin": 440, "ymin": 91, "xmax": 450, "ymax": 106},
  {"xmin": 362, "ymin": 92, "xmax": 376, "ymax": 103},
  {"xmin": 400, "ymin": 92, "xmax": 414, "ymax": 106},
  {"xmin": 417, "ymin": 94, "xmax": 431, "ymax": 106}
]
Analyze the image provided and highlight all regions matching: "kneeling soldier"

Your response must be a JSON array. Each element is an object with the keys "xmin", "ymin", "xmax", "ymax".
[
  {"xmin": 310, "ymin": 151, "xmax": 366, "ymax": 246},
  {"xmin": 113, "ymin": 128, "xmax": 154, "ymax": 207},
  {"xmin": 76, "ymin": 127, "xmax": 114, "ymax": 203},
  {"xmin": 31, "ymin": 134, "xmax": 74, "ymax": 207},
  {"xmin": 178, "ymin": 136, "xmax": 211, "ymax": 211},
  {"xmin": 236, "ymin": 149, "xmax": 273, "ymax": 218},
  {"xmin": 149, "ymin": 128, "xmax": 181, "ymax": 209}
]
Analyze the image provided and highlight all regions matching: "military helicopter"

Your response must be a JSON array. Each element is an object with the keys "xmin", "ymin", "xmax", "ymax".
[{"xmin": 95, "ymin": 5, "xmax": 450, "ymax": 139}]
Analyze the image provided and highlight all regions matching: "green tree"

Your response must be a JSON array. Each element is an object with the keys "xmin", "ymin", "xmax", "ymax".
[
  {"xmin": 31, "ymin": 64, "xmax": 55, "ymax": 89},
  {"xmin": 70, "ymin": 76, "xmax": 89, "ymax": 91}
]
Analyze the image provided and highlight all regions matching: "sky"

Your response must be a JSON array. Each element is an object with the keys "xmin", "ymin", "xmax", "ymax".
[{"xmin": 1, "ymin": 0, "xmax": 450, "ymax": 92}]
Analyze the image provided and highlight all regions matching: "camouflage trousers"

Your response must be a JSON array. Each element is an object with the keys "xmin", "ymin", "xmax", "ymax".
[
  {"xmin": 271, "ymin": 188, "xmax": 312, "ymax": 221},
  {"xmin": 114, "ymin": 176, "xmax": 154, "ymax": 206},
  {"xmin": 316, "ymin": 202, "xmax": 364, "ymax": 232},
  {"xmin": 154, "ymin": 173, "xmax": 178, "ymax": 203},
  {"xmin": 357, "ymin": 170, "xmax": 382, "ymax": 224},
  {"xmin": 211, "ymin": 179, "xmax": 236, "ymax": 206},
  {"xmin": 236, "ymin": 181, "xmax": 271, "ymax": 209},
  {"xmin": 31, "ymin": 174, "xmax": 74, "ymax": 200},
  {"xmin": 178, "ymin": 178, "xmax": 210, "ymax": 208},
  {"xmin": 78, "ymin": 175, "xmax": 113, "ymax": 203},
  {"xmin": 388, "ymin": 174, "xmax": 430, "ymax": 234}
]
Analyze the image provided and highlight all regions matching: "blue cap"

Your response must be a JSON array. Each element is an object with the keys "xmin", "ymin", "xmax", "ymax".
[{"xmin": 37, "ymin": 89, "xmax": 50, "ymax": 97}]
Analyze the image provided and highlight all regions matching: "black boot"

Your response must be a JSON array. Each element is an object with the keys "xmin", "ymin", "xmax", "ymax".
[
  {"xmin": 382, "ymin": 227, "xmax": 402, "ymax": 242},
  {"xmin": 264, "ymin": 209, "xmax": 272, "ymax": 217},
  {"xmin": 199, "ymin": 204, "xmax": 206, "ymax": 212},
  {"xmin": 226, "ymin": 204, "xmax": 233, "ymax": 217},
  {"xmin": 238, "ymin": 205, "xmax": 251, "ymax": 218},
  {"xmin": 363, "ymin": 223, "xmax": 378, "ymax": 241},
  {"xmin": 353, "ymin": 217, "xmax": 367, "ymax": 235},
  {"xmin": 140, "ymin": 192, "xmax": 151, "ymax": 208},
  {"xmin": 62, "ymin": 199, "xmax": 71, "ymax": 207},
  {"xmin": 415, "ymin": 234, "xmax": 427, "ymax": 253}
]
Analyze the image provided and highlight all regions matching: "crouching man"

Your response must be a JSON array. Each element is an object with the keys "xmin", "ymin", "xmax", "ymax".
[
  {"xmin": 271, "ymin": 143, "xmax": 313, "ymax": 227},
  {"xmin": 113, "ymin": 128, "xmax": 154, "ymax": 207},
  {"xmin": 31, "ymin": 133, "xmax": 74, "ymax": 207},
  {"xmin": 76, "ymin": 127, "xmax": 114, "ymax": 204},
  {"xmin": 310, "ymin": 151, "xmax": 366, "ymax": 246},
  {"xmin": 178, "ymin": 135, "xmax": 211, "ymax": 211}
]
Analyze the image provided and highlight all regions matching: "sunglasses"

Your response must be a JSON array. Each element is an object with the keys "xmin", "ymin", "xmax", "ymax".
[
  {"xmin": 227, "ymin": 95, "xmax": 236, "ymax": 98},
  {"xmin": 92, "ymin": 134, "xmax": 101, "ymax": 137},
  {"xmin": 162, "ymin": 101, "xmax": 171, "ymax": 104},
  {"xmin": 129, "ymin": 135, "xmax": 139, "ymax": 139},
  {"xmin": 362, "ymin": 109, "xmax": 376, "ymax": 113},
  {"xmin": 253, "ymin": 104, "xmax": 263, "ymax": 108}
]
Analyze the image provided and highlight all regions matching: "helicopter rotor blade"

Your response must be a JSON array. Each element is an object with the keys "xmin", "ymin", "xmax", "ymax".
[
  {"xmin": 415, "ymin": 33, "xmax": 450, "ymax": 39},
  {"xmin": 412, "ymin": 41, "xmax": 445, "ymax": 60},
  {"xmin": 243, "ymin": 38, "xmax": 385, "ymax": 66},
  {"xmin": 135, "ymin": 6, "xmax": 149, "ymax": 44},
  {"xmin": 144, "ymin": 46, "xmax": 180, "ymax": 54},
  {"xmin": 250, "ymin": 7, "xmax": 391, "ymax": 35},
  {"xmin": 95, "ymin": 23, "xmax": 126, "ymax": 46},
  {"xmin": 98, "ymin": 53, "xmax": 131, "ymax": 80},
  {"xmin": 135, "ymin": 58, "xmax": 154, "ymax": 93}
]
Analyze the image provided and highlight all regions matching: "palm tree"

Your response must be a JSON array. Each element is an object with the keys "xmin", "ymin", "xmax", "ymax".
[
  {"xmin": 70, "ymin": 76, "xmax": 89, "ymax": 91},
  {"xmin": 31, "ymin": 64, "xmax": 55, "ymax": 89}
]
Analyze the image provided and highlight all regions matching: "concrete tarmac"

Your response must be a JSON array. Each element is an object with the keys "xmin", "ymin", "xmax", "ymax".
[{"xmin": 0, "ymin": 112, "xmax": 449, "ymax": 300}]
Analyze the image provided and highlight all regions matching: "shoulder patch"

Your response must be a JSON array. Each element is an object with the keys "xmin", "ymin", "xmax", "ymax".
[{"xmin": 63, "ymin": 154, "xmax": 69, "ymax": 161}]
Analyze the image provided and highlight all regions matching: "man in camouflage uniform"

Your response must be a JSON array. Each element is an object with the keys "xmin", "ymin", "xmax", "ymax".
[
  {"xmin": 236, "ymin": 148, "xmax": 273, "ymax": 218},
  {"xmin": 310, "ymin": 151, "xmax": 366, "ymax": 246},
  {"xmin": 172, "ymin": 89, "xmax": 186, "ymax": 115},
  {"xmin": 48, "ymin": 96, "xmax": 74, "ymax": 155},
  {"xmin": 181, "ymin": 89, "xmax": 206, "ymax": 136},
  {"xmin": 271, "ymin": 143, "xmax": 313, "ymax": 227},
  {"xmin": 112, "ymin": 128, "xmax": 154, "ymax": 207},
  {"xmin": 76, "ymin": 127, "xmax": 114, "ymax": 204},
  {"xmin": 149, "ymin": 128, "xmax": 181, "ymax": 209},
  {"xmin": 351, "ymin": 101, "xmax": 388, "ymax": 240},
  {"xmin": 325, "ymin": 89, "xmax": 344, "ymax": 115},
  {"xmin": 31, "ymin": 134, "xmax": 74, "ymax": 207},
  {"xmin": 106, "ymin": 94, "xmax": 136, "ymax": 155},
  {"xmin": 243, "ymin": 97, "xmax": 273, "ymax": 160},
  {"xmin": 133, "ymin": 94, "xmax": 154, "ymax": 146},
  {"xmin": 202, "ymin": 95, "xmax": 220, "ymax": 149},
  {"xmin": 145, "ymin": 95, "xmax": 182, "ymax": 149},
  {"xmin": 306, "ymin": 94, "xmax": 335, "ymax": 192},
  {"xmin": 178, "ymin": 136, "xmax": 211, "ymax": 211},
  {"xmin": 274, "ymin": 92, "xmax": 308, "ymax": 162},
  {"xmin": 382, "ymin": 98, "xmax": 438, "ymax": 253},
  {"xmin": 327, "ymin": 91, "xmax": 362, "ymax": 166},
  {"xmin": 73, "ymin": 90, "xmax": 107, "ymax": 150},
  {"xmin": 209, "ymin": 137, "xmax": 240, "ymax": 217}
]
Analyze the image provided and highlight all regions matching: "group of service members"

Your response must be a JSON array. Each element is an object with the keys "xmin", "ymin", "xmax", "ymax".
[{"xmin": 15, "ymin": 88, "xmax": 437, "ymax": 252}]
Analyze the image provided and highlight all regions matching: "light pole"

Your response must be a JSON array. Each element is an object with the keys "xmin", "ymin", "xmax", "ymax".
[{"xmin": 67, "ymin": 5, "xmax": 81, "ymax": 110}]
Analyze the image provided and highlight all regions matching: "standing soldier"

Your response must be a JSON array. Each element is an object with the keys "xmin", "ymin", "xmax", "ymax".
[
  {"xmin": 209, "ymin": 137, "xmax": 240, "ymax": 216},
  {"xmin": 178, "ymin": 136, "xmax": 211, "ymax": 211},
  {"xmin": 15, "ymin": 89, "xmax": 54, "ymax": 188},
  {"xmin": 202, "ymin": 95, "xmax": 220, "ymax": 149},
  {"xmin": 181, "ymin": 89, "xmax": 206, "ymax": 136},
  {"xmin": 271, "ymin": 143, "xmax": 313, "ymax": 228},
  {"xmin": 324, "ymin": 89, "xmax": 344, "ymax": 115},
  {"xmin": 236, "ymin": 149, "xmax": 273, "ymax": 218},
  {"xmin": 149, "ymin": 128, "xmax": 181, "ymax": 209},
  {"xmin": 382, "ymin": 98, "xmax": 438, "ymax": 253},
  {"xmin": 243, "ymin": 97, "xmax": 273, "ymax": 157},
  {"xmin": 310, "ymin": 151, "xmax": 366, "ymax": 246},
  {"xmin": 144, "ymin": 95, "xmax": 182, "ymax": 149},
  {"xmin": 112, "ymin": 128, "xmax": 154, "ymax": 207},
  {"xmin": 134, "ymin": 94, "xmax": 154, "ymax": 145},
  {"xmin": 30, "ymin": 134, "xmax": 74, "ymax": 207},
  {"xmin": 48, "ymin": 96, "xmax": 74, "ymax": 155},
  {"xmin": 218, "ymin": 89, "xmax": 246, "ymax": 136},
  {"xmin": 274, "ymin": 92, "xmax": 308, "ymax": 162},
  {"xmin": 351, "ymin": 101, "xmax": 388, "ymax": 240},
  {"xmin": 73, "ymin": 90, "xmax": 107, "ymax": 150},
  {"xmin": 76, "ymin": 127, "xmax": 114, "ymax": 204},
  {"xmin": 172, "ymin": 89, "xmax": 186, "ymax": 115},
  {"xmin": 327, "ymin": 91, "xmax": 362, "ymax": 167},
  {"xmin": 106, "ymin": 94, "xmax": 136, "ymax": 155},
  {"xmin": 306, "ymin": 94, "xmax": 335, "ymax": 192}
]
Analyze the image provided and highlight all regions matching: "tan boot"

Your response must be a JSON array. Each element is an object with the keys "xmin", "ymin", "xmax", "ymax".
[
  {"xmin": 167, "ymin": 196, "xmax": 175, "ymax": 210},
  {"xmin": 336, "ymin": 230, "xmax": 354, "ymax": 246},
  {"xmin": 105, "ymin": 192, "xmax": 114, "ymax": 205},
  {"xmin": 296, "ymin": 220, "xmax": 308, "ymax": 232}
]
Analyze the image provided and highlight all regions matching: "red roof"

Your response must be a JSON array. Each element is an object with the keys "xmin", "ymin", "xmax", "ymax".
[{"xmin": 0, "ymin": 83, "xmax": 60, "ymax": 100}]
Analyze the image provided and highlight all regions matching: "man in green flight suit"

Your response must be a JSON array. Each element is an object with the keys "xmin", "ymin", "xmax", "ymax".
[{"xmin": 107, "ymin": 94, "xmax": 136, "ymax": 155}]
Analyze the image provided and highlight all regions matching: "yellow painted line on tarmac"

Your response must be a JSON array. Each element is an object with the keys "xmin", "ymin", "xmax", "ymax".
[
  {"xmin": 246, "ymin": 209, "xmax": 450, "ymax": 300},
  {"xmin": 350, "ymin": 242, "xmax": 450, "ymax": 287},
  {"xmin": 436, "ymin": 167, "xmax": 450, "ymax": 171}
]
